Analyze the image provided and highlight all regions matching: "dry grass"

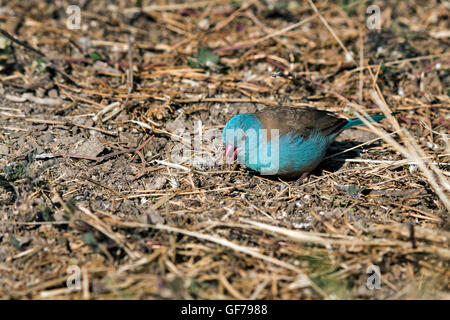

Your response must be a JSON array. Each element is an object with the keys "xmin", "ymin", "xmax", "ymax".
[{"xmin": 0, "ymin": 0, "xmax": 449, "ymax": 299}]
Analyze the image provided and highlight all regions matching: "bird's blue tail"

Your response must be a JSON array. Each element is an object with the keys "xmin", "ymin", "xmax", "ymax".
[{"xmin": 343, "ymin": 114, "xmax": 387, "ymax": 129}]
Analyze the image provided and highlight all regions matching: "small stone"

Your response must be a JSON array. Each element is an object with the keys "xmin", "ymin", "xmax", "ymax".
[
  {"xmin": 165, "ymin": 114, "xmax": 186, "ymax": 134},
  {"xmin": 71, "ymin": 135, "xmax": 104, "ymax": 158},
  {"xmin": 286, "ymin": 202, "xmax": 296, "ymax": 215},
  {"xmin": 48, "ymin": 89, "xmax": 59, "ymax": 98},
  {"xmin": 145, "ymin": 208, "xmax": 165, "ymax": 225},
  {"xmin": 198, "ymin": 18, "xmax": 209, "ymax": 30},
  {"xmin": 145, "ymin": 176, "xmax": 167, "ymax": 190},
  {"xmin": 93, "ymin": 61, "xmax": 120, "ymax": 75},
  {"xmin": 0, "ymin": 144, "xmax": 9, "ymax": 155}
]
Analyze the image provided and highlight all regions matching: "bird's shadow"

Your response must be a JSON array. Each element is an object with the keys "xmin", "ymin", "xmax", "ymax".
[{"xmin": 314, "ymin": 140, "xmax": 364, "ymax": 175}]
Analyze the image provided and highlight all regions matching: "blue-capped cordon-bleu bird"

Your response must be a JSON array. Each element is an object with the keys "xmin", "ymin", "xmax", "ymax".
[{"xmin": 222, "ymin": 107, "xmax": 387, "ymax": 181}]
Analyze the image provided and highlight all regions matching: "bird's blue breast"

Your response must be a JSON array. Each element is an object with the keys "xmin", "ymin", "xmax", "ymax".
[{"xmin": 239, "ymin": 130, "xmax": 331, "ymax": 176}]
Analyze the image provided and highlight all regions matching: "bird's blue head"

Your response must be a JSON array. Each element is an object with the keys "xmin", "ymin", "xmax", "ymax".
[{"xmin": 222, "ymin": 113, "xmax": 262, "ymax": 164}]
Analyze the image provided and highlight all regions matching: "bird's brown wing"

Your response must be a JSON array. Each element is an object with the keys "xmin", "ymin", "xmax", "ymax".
[{"xmin": 255, "ymin": 107, "xmax": 348, "ymax": 138}]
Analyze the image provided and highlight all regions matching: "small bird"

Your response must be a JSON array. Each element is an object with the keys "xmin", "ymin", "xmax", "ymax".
[{"xmin": 222, "ymin": 107, "xmax": 388, "ymax": 181}]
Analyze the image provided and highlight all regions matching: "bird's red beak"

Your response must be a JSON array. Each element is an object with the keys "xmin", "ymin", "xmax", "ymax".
[{"xmin": 225, "ymin": 144, "xmax": 240, "ymax": 162}]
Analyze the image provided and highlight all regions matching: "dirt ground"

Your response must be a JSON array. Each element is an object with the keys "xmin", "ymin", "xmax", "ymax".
[{"xmin": 0, "ymin": 0, "xmax": 449, "ymax": 299}]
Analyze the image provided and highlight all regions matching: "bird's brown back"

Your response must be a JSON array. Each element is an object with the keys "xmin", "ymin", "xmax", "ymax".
[{"xmin": 255, "ymin": 107, "xmax": 348, "ymax": 139}]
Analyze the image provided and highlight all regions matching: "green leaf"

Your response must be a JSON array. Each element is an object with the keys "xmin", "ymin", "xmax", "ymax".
[
  {"xmin": 196, "ymin": 48, "xmax": 219, "ymax": 67},
  {"xmin": 31, "ymin": 57, "xmax": 48, "ymax": 74},
  {"xmin": 333, "ymin": 197, "xmax": 348, "ymax": 207},
  {"xmin": 27, "ymin": 149, "xmax": 37, "ymax": 164},
  {"xmin": 231, "ymin": 0, "xmax": 241, "ymax": 8},
  {"xmin": 35, "ymin": 57, "xmax": 46, "ymax": 67},
  {"xmin": 347, "ymin": 185, "xmax": 366, "ymax": 197},
  {"xmin": 90, "ymin": 52, "xmax": 103, "ymax": 61},
  {"xmin": 82, "ymin": 232, "xmax": 98, "ymax": 248},
  {"xmin": 338, "ymin": 0, "xmax": 360, "ymax": 15},
  {"xmin": 4, "ymin": 149, "xmax": 38, "ymax": 181},
  {"xmin": 0, "ymin": 46, "xmax": 12, "ymax": 57},
  {"xmin": 347, "ymin": 185, "xmax": 358, "ymax": 196},
  {"xmin": 189, "ymin": 278, "xmax": 212, "ymax": 298},
  {"xmin": 4, "ymin": 161, "xmax": 27, "ymax": 181},
  {"xmin": 10, "ymin": 236, "xmax": 22, "ymax": 250}
]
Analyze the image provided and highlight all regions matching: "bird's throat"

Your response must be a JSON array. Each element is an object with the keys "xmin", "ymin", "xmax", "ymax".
[{"xmin": 225, "ymin": 144, "xmax": 240, "ymax": 162}]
